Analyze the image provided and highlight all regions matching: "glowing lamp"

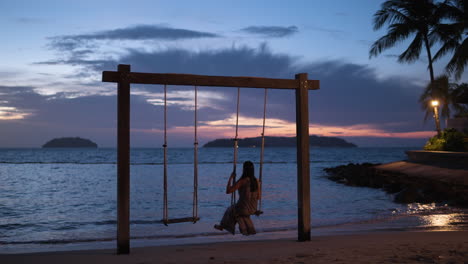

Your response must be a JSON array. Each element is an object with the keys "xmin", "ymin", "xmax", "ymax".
[{"xmin": 431, "ymin": 100, "xmax": 439, "ymax": 107}]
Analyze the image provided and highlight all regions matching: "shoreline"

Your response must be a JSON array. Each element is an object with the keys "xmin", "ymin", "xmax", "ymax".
[
  {"xmin": 2, "ymin": 230, "xmax": 467, "ymax": 263},
  {"xmin": 3, "ymin": 207, "xmax": 468, "ymax": 255}
]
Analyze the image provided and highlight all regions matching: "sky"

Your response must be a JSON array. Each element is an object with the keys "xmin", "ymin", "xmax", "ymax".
[{"xmin": 1, "ymin": 0, "xmax": 465, "ymax": 148}]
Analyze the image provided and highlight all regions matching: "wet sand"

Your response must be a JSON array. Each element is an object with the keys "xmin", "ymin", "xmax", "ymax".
[{"xmin": 2, "ymin": 230, "xmax": 467, "ymax": 264}]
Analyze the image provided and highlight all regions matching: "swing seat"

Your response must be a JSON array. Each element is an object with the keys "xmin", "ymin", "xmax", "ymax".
[{"xmin": 162, "ymin": 216, "xmax": 200, "ymax": 225}]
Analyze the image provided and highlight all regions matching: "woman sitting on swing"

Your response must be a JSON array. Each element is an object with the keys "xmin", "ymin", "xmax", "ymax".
[{"xmin": 214, "ymin": 160, "xmax": 260, "ymax": 235}]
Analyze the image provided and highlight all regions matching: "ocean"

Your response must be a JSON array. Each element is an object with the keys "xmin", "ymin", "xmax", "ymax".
[{"xmin": 1, "ymin": 147, "xmax": 467, "ymax": 253}]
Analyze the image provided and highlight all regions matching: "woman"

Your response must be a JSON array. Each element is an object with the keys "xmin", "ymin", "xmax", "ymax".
[{"xmin": 214, "ymin": 161, "xmax": 261, "ymax": 235}]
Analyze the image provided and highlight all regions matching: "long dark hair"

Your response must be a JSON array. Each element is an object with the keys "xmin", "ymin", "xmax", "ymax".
[{"xmin": 241, "ymin": 161, "xmax": 258, "ymax": 192}]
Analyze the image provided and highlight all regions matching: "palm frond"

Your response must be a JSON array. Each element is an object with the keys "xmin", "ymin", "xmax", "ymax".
[
  {"xmin": 446, "ymin": 38, "xmax": 468, "ymax": 80},
  {"xmin": 433, "ymin": 36, "xmax": 460, "ymax": 61},
  {"xmin": 432, "ymin": 22, "xmax": 463, "ymax": 57},
  {"xmin": 370, "ymin": 22, "xmax": 414, "ymax": 58},
  {"xmin": 419, "ymin": 75, "xmax": 454, "ymax": 121},
  {"xmin": 369, "ymin": 0, "xmax": 442, "ymax": 78},
  {"xmin": 373, "ymin": 4, "xmax": 412, "ymax": 31},
  {"xmin": 398, "ymin": 32, "xmax": 423, "ymax": 63}
]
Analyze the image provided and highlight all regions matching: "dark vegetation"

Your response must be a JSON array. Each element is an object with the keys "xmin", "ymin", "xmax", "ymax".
[{"xmin": 424, "ymin": 128, "xmax": 468, "ymax": 151}]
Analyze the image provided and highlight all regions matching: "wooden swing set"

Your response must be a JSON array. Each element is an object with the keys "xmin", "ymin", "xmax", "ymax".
[{"xmin": 102, "ymin": 64, "xmax": 320, "ymax": 254}]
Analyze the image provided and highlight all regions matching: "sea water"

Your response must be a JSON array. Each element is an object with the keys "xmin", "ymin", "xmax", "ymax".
[{"xmin": 1, "ymin": 147, "xmax": 467, "ymax": 252}]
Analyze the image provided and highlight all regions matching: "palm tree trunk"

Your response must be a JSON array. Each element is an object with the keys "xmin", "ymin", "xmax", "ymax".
[
  {"xmin": 423, "ymin": 34, "xmax": 435, "ymax": 83},
  {"xmin": 423, "ymin": 33, "xmax": 441, "ymax": 135}
]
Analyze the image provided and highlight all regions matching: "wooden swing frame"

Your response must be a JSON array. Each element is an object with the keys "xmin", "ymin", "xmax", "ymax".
[{"xmin": 102, "ymin": 64, "xmax": 320, "ymax": 254}]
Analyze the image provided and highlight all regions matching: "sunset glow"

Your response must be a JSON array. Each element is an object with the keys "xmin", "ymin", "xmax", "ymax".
[
  {"xmin": 0, "ymin": 106, "xmax": 31, "ymax": 120},
  {"xmin": 131, "ymin": 114, "xmax": 436, "ymax": 141}
]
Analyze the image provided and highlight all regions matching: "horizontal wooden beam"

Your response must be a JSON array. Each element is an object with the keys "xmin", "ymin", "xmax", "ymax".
[{"xmin": 102, "ymin": 70, "xmax": 319, "ymax": 90}]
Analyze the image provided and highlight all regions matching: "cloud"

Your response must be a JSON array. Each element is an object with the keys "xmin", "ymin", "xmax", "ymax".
[
  {"xmin": 240, "ymin": 26, "xmax": 298, "ymax": 38},
  {"xmin": 0, "ymin": 106, "xmax": 31, "ymax": 120},
  {"xmin": 18, "ymin": 43, "xmax": 433, "ymax": 147},
  {"xmin": 48, "ymin": 24, "xmax": 220, "ymax": 52},
  {"xmin": 14, "ymin": 17, "xmax": 46, "ymax": 24},
  {"xmin": 39, "ymin": 43, "xmax": 428, "ymax": 131},
  {"xmin": 33, "ymin": 59, "xmax": 109, "ymax": 68},
  {"xmin": 62, "ymin": 24, "xmax": 219, "ymax": 41},
  {"xmin": 0, "ymin": 85, "xmax": 40, "ymax": 118},
  {"xmin": 384, "ymin": 54, "xmax": 428, "ymax": 64},
  {"xmin": 0, "ymin": 71, "xmax": 23, "ymax": 78}
]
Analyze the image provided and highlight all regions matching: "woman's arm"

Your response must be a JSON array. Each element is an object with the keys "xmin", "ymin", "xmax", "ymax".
[{"xmin": 226, "ymin": 172, "xmax": 246, "ymax": 194}]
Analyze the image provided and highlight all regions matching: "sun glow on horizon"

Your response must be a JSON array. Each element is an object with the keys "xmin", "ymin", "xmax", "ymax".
[{"xmin": 130, "ymin": 114, "xmax": 436, "ymax": 140}]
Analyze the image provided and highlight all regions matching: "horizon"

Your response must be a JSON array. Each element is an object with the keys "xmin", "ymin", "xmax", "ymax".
[{"xmin": 1, "ymin": 134, "xmax": 427, "ymax": 149}]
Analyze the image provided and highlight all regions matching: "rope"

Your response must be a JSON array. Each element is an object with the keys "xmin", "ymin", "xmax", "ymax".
[
  {"xmin": 193, "ymin": 86, "xmax": 199, "ymax": 220},
  {"xmin": 231, "ymin": 87, "xmax": 240, "ymax": 206},
  {"xmin": 163, "ymin": 84, "xmax": 168, "ymax": 224},
  {"xmin": 258, "ymin": 88, "xmax": 267, "ymax": 213}
]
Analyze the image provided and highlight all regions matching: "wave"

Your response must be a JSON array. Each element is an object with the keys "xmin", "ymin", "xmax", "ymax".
[
  {"xmin": 0, "ymin": 226, "xmax": 296, "ymax": 245},
  {"xmin": 3, "ymin": 209, "xmax": 468, "ymax": 246}
]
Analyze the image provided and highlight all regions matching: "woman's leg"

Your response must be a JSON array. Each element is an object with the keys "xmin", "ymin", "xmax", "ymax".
[
  {"xmin": 237, "ymin": 216, "xmax": 249, "ymax": 235},
  {"xmin": 215, "ymin": 205, "xmax": 237, "ymax": 235},
  {"xmin": 244, "ymin": 216, "xmax": 256, "ymax": 235}
]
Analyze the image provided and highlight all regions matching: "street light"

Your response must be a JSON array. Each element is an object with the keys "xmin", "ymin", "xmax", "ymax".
[{"xmin": 431, "ymin": 99, "xmax": 441, "ymax": 136}]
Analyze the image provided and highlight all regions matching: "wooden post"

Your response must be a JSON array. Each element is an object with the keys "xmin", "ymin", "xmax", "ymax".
[
  {"xmin": 117, "ymin": 64, "xmax": 131, "ymax": 254},
  {"xmin": 295, "ymin": 73, "xmax": 311, "ymax": 241}
]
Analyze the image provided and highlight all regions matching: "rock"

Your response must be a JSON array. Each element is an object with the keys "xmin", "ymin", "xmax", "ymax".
[
  {"xmin": 383, "ymin": 183, "xmax": 403, "ymax": 194},
  {"xmin": 325, "ymin": 162, "xmax": 468, "ymax": 207},
  {"xmin": 394, "ymin": 187, "xmax": 426, "ymax": 204},
  {"xmin": 324, "ymin": 163, "xmax": 380, "ymax": 187}
]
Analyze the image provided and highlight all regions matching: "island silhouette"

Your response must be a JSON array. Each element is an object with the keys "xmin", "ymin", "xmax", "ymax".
[
  {"xmin": 203, "ymin": 136, "xmax": 356, "ymax": 148},
  {"xmin": 42, "ymin": 137, "xmax": 98, "ymax": 148}
]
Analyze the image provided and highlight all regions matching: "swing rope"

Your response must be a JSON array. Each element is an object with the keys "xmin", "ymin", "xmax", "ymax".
[
  {"xmin": 231, "ymin": 87, "xmax": 240, "ymax": 206},
  {"xmin": 163, "ymin": 84, "xmax": 168, "ymax": 223},
  {"xmin": 162, "ymin": 85, "xmax": 199, "ymax": 225},
  {"xmin": 193, "ymin": 86, "xmax": 199, "ymax": 220},
  {"xmin": 257, "ymin": 88, "xmax": 267, "ymax": 215}
]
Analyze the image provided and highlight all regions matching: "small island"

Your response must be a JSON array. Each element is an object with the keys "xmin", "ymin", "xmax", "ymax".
[
  {"xmin": 203, "ymin": 135, "xmax": 356, "ymax": 148},
  {"xmin": 42, "ymin": 137, "xmax": 98, "ymax": 148}
]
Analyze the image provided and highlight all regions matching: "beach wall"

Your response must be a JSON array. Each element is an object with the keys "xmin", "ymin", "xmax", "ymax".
[{"xmin": 406, "ymin": 150, "xmax": 468, "ymax": 169}]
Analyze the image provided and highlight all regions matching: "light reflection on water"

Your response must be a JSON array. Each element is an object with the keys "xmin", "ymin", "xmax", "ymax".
[{"xmin": 422, "ymin": 214, "xmax": 455, "ymax": 226}]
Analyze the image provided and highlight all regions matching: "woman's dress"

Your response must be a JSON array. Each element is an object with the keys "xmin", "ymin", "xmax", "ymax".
[{"xmin": 219, "ymin": 178, "xmax": 258, "ymax": 235}]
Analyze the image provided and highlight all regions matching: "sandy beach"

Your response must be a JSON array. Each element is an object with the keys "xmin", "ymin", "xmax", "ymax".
[{"xmin": 2, "ymin": 230, "xmax": 467, "ymax": 264}]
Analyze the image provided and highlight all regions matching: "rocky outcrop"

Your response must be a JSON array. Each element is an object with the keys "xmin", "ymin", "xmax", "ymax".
[
  {"xmin": 323, "ymin": 163, "xmax": 382, "ymax": 187},
  {"xmin": 324, "ymin": 162, "xmax": 468, "ymax": 206}
]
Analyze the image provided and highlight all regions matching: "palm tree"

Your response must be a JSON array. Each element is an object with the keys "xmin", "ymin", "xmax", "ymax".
[
  {"xmin": 369, "ymin": 0, "xmax": 441, "ymax": 83},
  {"xmin": 450, "ymin": 82, "xmax": 468, "ymax": 115},
  {"xmin": 433, "ymin": 0, "xmax": 468, "ymax": 80}
]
